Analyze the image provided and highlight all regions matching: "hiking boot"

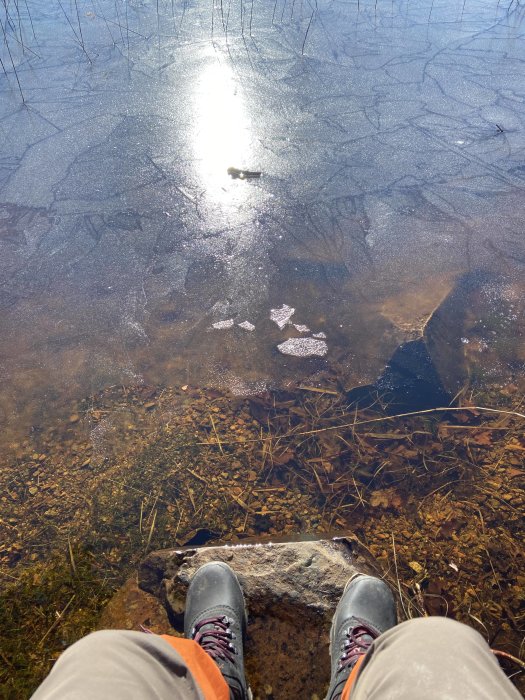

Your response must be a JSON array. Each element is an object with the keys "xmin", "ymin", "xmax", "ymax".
[
  {"xmin": 326, "ymin": 574, "xmax": 397, "ymax": 700},
  {"xmin": 185, "ymin": 561, "xmax": 250, "ymax": 700}
]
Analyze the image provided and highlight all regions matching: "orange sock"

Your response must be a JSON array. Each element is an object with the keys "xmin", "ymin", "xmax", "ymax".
[{"xmin": 341, "ymin": 655, "xmax": 366, "ymax": 700}]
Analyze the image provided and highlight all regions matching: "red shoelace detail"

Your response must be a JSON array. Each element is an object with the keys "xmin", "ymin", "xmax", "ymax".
[
  {"xmin": 192, "ymin": 615, "xmax": 236, "ymax": 663},
  {"xmin": 339, "ymin": 622, "xmax": 377, "ymax": 670}
]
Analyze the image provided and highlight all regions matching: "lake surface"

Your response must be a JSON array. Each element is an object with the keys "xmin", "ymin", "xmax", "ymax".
[{"xmin": 1, "ymin": 0, "xmax": 524, "ymax": 444}]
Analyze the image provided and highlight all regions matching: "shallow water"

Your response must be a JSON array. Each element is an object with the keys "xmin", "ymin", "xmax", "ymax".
[{"xmin": 1, "ymin": 0, "xmax": 525, "ymax": 442}]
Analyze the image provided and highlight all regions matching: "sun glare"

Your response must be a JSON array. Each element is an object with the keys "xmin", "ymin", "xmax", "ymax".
[{"xmin": 193, "ymin": 60, "xmax": 252, "ymax": 204}]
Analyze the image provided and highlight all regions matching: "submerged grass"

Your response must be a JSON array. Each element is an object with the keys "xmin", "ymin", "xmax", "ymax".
[
  {"xmin": 0, "ymin": 550, "xmax": 113, "ymax": 697},
  {"xmin": 0, "ymin": 381, "xmax": 524, "ymax": 696}
]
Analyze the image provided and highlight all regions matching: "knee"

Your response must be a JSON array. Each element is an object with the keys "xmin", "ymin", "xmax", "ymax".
[
  {"xmin": 62, "ymin": 629, "xmax": 135, "ymax": 659},
  {"xmin": 396, "ymin": 616, "xmax": 488, "ymax": 648}
]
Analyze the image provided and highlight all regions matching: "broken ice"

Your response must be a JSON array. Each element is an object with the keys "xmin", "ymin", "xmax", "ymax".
[
  {"xmin": 238, "ymin": 321, "xmax": 255, "ymax": 331},
  {"xmin": 212, "ymin": 319, "xmax": 235, "ymax": 329},
  {"xmin": 277, "ymin": 338, "xmax": 328, "ymax": 357},
  {"xmin": 270, "ymin": 304, "xmax": 295, "ymax": 329}
]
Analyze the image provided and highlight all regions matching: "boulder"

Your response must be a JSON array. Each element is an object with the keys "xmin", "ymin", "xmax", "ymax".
[{"xmin": 348, "ymin": 270, "xmax": 525, "ymax": 412}]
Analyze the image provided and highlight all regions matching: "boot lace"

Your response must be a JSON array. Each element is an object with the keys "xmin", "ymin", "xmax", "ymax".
[
  {"xmin": 192, "ymin": 615, "xmax": 236, "ymax": 663},
  {"xmin": 338, "ymin": 619, "xmax": 379, "ymax": 671}
]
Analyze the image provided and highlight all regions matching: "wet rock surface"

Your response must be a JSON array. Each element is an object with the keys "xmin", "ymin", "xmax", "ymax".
[{"xmin": 139, "ymin": 538, "xmax": 374, "ymax": 698}]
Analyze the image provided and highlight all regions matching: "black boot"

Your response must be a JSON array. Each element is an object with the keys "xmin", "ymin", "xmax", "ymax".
[
  {"xmin": 326, "ymin": 574, "xmax": 397, "ymax": 700},
  {"xmin": 185, "ymin": 561, "xmax": 250, "ymax": 700}
]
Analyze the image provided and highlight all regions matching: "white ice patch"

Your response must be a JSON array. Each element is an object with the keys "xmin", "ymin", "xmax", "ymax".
[
  {"xmin": 277, "ymin": 337, "xmax": 328, "ymax": 357},
  {"xmin": 212, "ymin": 319, "xmax": 234, "ymax": 329},
  {"xmin": 294, "ymin": 324, "xmax": 310, "ymax": 333},
  {"xmin": 270, "ymin": 304, "xmax": 295, "ymax": 329},
  {"xmin": 313, "ymin": 332, "xmax": 326, "ymax": 339},
  {"xmin": 238, "ymin": 321, "xmax": 255, "ymax": 331}
]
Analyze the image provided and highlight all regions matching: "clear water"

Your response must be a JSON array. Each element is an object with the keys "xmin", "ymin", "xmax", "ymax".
[{"xmin": 1, "ymin": 0, "xmax": 524, "ymax": 441}]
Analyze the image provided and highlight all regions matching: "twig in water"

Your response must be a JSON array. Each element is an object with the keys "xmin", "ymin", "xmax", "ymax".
[
  {"xmin": 272, "ymin": 0, "xmax": 278, "ymax": 24},
  {"xmin": 210, "ymin": 413, "xmax": 224, "ymax": 454},
  {"xmin": 124, "ymin": 0, "xmax": 130, "ymax": 61},
  {"xmin": 391, "ymin": 533, "xmax": 408, "ymax": 618},
  {"xmin": 39, "ymin": 595, "xmax": 76, "ymax": 646},
  {"xmin": 301, "ymin": 7, "xmax": 315, "ymax": 55},
  {"xmin": 113, "ymin": 0, "xmax": 126, "ymax": 44},
  {"xmin": 67, "ymin": 536, "xmax": 77, "ymax": 576},
  {"xmin": 73, "ymin": 0, "xmax": 87, "ymax": 51},
  {"xmin": 196, "ymin": 406, "xmax": 525, "ymax": 448},
  {"xmin": 145, "ymin": 508, "xmax": 157, "ymax": 551},
  {"xmin": 492, "ymin": 649, "xmax": 525, "ymax": 670},
  {"xmin": 0, "ymin": 16, "xmax": 24, "ymax": 101}
]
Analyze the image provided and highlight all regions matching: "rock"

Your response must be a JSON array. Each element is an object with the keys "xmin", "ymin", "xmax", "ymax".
[
  {"xmin": 347, "ymin": 270, "xmax": 525, "ymax": 412},
  {"xmin": 427, "ymin": 270, "xmax": 525, "ymax": 391},
  {"xmin": 138, "ymin": 537, "xmax": 377, "ymax": 699},
  {"xmin": 374, "ymin": 337, "xmax": 452, "ymax": 411},
  {"xmin": 98, "ymin": 577, "xmax": 176, "ymax": 635}
]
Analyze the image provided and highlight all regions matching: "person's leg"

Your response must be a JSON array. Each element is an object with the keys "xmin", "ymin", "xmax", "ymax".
[
  {"xmin": 31, "ymin": 628, "xmax": 225, "ymax": 699},
  {"xmin": 350, "ymin": 616, "xmax": 522, "ymax": 700},
  {"xmin": 326, "ymin": 574, "xmax": 521, "ymax": 700},
  {"xmin": 32, "ymin": 561, "xmax": 249, "ymax": 700}
]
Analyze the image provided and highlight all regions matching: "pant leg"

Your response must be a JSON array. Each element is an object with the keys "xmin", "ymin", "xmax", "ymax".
[
  {"xmin": 31, "ymin": 629, "xmax": 227, "ymax": 700},
  {"xmin": 348, "ymin": 617, "xmax": 522, "ymax": 700}
]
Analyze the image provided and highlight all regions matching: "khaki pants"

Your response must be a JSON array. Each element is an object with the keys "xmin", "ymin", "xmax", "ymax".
[{"xmin": 32, "ymin": 617, "xmax": 522, "ymax": 699}]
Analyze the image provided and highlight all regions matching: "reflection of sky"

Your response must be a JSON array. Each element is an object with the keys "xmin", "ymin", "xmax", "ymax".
[{"xmin": 193, "ymin": 60, "xmax": 252, "ymax": 206}]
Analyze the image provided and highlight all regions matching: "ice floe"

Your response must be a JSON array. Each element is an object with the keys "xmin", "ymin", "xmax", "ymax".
[
  {"xmin": 212, "ymin": 319, "xmax": 235, "ymax": 329},
  {"xmin": 270, "ymin": 304, "xmax": 295, "ymax": 329},
  {"xmin": 277, "ymin": 337, "xmax": 328, "ymax": 357}
]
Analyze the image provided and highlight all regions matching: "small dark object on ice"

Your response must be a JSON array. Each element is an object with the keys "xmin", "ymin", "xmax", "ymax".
[{"xmin": 227, "ymin": 166, "xmax": 262, "ymax": 179}]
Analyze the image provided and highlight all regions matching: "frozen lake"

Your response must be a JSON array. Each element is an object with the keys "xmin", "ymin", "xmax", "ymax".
[{"xmin": 1, "ymin": 0, "xmax": 524, "ymax": 439}]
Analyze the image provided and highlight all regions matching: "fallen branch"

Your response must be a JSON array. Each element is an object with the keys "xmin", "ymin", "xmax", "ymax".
[
  {"xmin": 196, "ymin": 406, "xmax": 525, "ymax": 447},
  {"xmin": 492, "ymin": 649, "xmax": 525, "ymax": 670},
  {"xmin": 39, "ymin": 594, "xmax": 76, "ymax": 646}
]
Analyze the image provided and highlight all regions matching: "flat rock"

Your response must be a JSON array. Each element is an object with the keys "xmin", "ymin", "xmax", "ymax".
[{"xmin": 138, "ymin": 537, "xmax": 376, "ymax": 699}]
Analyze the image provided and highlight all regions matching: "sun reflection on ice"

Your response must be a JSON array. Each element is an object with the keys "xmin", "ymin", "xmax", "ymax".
[{"xmin": 193, "ymin": 60, "xmax": 253, "ymax": 206}]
